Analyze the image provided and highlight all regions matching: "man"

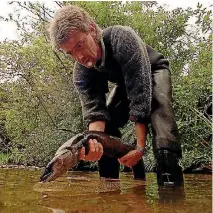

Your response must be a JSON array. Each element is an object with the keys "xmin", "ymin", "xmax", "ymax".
[{"xmin": 49, "ymin": 5, "xmax": 184, "ymax": 185}]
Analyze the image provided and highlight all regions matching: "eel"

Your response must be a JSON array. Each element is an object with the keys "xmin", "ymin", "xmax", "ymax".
[{"xmin": 40, "ymin": 131, "xmax": 135, "ymax": 182}]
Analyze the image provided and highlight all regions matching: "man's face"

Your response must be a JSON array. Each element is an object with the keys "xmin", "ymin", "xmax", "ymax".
[{"xmin": 59, "ymin": 26, "xmax": 101, "ymax": 68}]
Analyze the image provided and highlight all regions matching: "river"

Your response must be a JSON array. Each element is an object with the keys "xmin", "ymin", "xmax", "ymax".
[{"xmin": 0, "ymin": 169, "xmax": 212, "ymax": 213}]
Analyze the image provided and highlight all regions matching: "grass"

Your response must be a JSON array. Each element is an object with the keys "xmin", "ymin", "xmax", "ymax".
[{"xmin": 0, "ymin": 152, "xmax": 10, "ymax": 164}]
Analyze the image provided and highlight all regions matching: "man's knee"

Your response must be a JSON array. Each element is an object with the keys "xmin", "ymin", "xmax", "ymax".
[{"xmin": 152, "ymin": 69, "xmax": 173, "ymax": 104}]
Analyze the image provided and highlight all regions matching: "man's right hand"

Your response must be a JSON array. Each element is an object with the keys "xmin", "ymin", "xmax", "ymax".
[
  {"xmin": 79, "ymin": 120, "xmax": 105, "ymax": 161},
  {"xmin": 79, "ymin": 139, "xmax": 103, "ymax": 161}
]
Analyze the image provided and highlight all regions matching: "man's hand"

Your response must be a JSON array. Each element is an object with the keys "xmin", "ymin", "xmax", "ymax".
[
  {"xmin": 79, "ymin": 120, "xmax": 105, "ymax": 161},
  {"xmin": 118, "ymin": 150, "xmax": 143, "ymax": 167},
  {"xmin": 79, "ymin": 139, "xmax": 103, "ymax": 161},
  {"xmin": 118, "ymin": 122, "xmax": 147, "ymax": 167}
]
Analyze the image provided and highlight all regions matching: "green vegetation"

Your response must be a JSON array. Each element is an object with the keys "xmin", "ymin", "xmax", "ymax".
[
  {"xmin": 0, "ymin": 153, "xmax": 10, "ymax": 164},
  {"xmin": 0, "ymin": 2, "xmax": 211, "ymax": 170}
]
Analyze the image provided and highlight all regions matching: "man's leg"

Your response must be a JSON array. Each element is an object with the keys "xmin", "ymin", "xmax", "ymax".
[
  {"xmin": 151, "ymin": 69, "xmax": 183, "ymax": 185},
  {"xmin": 98, "ymin": 85, "xmax": 145, "ymax": 180}
]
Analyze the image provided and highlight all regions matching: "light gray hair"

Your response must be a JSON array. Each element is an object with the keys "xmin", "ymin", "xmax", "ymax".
[{"xmin": 49, "ymin": 5, "xmax": 102, "ymax": 50}]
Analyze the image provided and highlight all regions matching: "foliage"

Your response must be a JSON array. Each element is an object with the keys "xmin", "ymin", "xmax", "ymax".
[
  {"xmin": 0, "ymin": 2, "xmax": 212, "ymax": 169},
  {"xmin": 0, "ymin": 153, "xmax": 10, "ymax": 164}
]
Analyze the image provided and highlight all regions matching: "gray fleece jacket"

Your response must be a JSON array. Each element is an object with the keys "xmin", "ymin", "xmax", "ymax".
[{"xmin": 73, "ymin": 25, "xmax": 169, "ymax": 125}]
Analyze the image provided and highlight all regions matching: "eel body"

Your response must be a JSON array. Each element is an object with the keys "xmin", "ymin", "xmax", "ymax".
[{"xmin": 40, "ymin": 131, "xmax": 135, "ymax": 182}]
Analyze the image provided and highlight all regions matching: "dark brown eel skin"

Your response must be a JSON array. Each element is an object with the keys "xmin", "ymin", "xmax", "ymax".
[{"xmin": 40, "ymin": 131, "xmax": 135, "ymax": 182}]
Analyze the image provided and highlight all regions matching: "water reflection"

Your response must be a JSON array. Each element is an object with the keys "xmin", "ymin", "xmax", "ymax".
[
  {"xmin": 98, "ymin": 178, "xmax": 121, "ymax": 193},
  {"xmin": 39, "ymin": 175, "xmax": 187, "ymax": 213},
  {"xmin": 158, "ymin": 185, "xmax": 185, "ymax": 204}
]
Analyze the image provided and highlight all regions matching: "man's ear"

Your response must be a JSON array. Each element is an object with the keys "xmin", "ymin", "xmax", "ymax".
[{"xmin": 89, "ymin": 23, "xmax": 97, "ymax": 38}]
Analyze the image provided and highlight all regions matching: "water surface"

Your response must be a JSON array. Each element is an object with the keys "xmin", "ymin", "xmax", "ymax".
[{"xmin": 0, "ymin": 169, "xmax": 212, "ymax": 213}]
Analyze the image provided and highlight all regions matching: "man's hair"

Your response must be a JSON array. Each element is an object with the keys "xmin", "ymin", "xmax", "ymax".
[{"xmin": 49, "ymin": 5, "xmax": 102, "ymax": 50}]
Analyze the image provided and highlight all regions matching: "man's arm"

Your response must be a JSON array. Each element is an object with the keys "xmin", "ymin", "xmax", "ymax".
[
  {"xmin": 111, "ymin": 26, "xmax": 150, "ymax": 167},
  {"xmin": 135, "ymin": 122, "xmax": 147, "ymax": 149},
  {"xmin": 89, "ymin": 121, "xmax": 106, "ymax": 131},
  {"xmin": 74, "ymin": 63, "xmax": 108, "ymax": 161},
  {"xmin": 73, "ymin": 62, "xmax": 109, "ymax": 126},
  {"xmin": 111, "ymin": 26, "xmax": 152, "ymax": 124}
]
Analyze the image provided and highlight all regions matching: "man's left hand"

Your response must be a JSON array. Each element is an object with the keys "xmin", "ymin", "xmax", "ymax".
[{"xmin": 118, "ymin": 150, "xmax": 143, "ymax": 167}]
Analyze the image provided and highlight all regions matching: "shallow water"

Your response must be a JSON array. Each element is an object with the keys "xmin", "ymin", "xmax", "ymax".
[{"xmin": 0, "ymin": 169, "xmax": 212, "ymax": 213}]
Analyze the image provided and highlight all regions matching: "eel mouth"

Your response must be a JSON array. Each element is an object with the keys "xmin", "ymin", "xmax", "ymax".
[
  {"xmin": 40, "ymin": 162, "xmax": 54, "ymax": 182},
  {"xmin": 40, "ymin": 148, "xmax": 80, "ymax": 182}
]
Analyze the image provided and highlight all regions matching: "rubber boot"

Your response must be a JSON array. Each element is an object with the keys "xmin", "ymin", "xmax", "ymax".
[{"xmin": 156, "ymin": 150, "xmax": 184, "ymax": 186}]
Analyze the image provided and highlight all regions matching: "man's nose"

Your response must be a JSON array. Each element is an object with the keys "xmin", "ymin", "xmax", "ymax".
[{"xmin": 77, "ymin": 54, "xmax": 84, "ymax": 60}]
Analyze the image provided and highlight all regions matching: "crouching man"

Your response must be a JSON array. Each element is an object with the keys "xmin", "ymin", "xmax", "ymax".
[{"xmin": 49, "ymin": 5, "xmax": 184, "ymax": 186}]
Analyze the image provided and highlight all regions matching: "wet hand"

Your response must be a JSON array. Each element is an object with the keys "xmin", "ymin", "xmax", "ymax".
[
  {"xmin": 79, "ymin": 139, "xmax": 103, "ymax": 161},
  {"xmin": 118, "ymin": 150, "xmax": 143, "ymax": 167}
]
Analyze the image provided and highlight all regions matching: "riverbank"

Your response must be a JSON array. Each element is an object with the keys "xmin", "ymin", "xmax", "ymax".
[
  {"xmin": 0, "ymin": 164, "xmax": 42, "ymax": 170},
  {"xmin": 0, "ymin": 162, "xmax": 212, "ymax": 174}
]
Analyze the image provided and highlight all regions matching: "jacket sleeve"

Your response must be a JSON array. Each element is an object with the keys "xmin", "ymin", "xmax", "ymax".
[
  {"xmin": 111, "ymin": 26, "xmax": 152, "ymax": 123},
  {"xmin": 73, "ymin": 62, "xmax": 109, "ymax": 126}
]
